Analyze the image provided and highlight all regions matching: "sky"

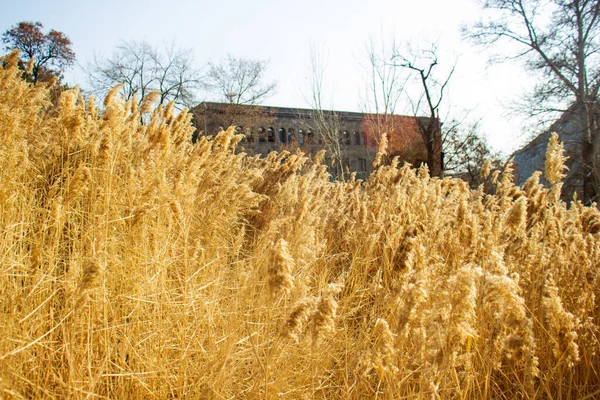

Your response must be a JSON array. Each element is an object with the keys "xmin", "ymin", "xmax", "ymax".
[{"xmin": 0, "ymin": 0, "xmax": 542, "ymax": 156}]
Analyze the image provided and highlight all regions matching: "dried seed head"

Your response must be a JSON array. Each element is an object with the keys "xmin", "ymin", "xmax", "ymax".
[
  {"xmin": 481, "ymin": 159, "xmax": 492, "ymax": 179},
  {"xmin": 67, "ymin": 165, "xmax": 92, "ymax": 201},
  {"xmin": 213, "ymin": 126, "xmax": 236, "ymax": 148},
  {"xmin": 87, "ymin": 94, "xmax": 96, "ymax": 116},
  {"xmin": 104, "ymin": 84, "xmax": 123, "ymax": 107},
  {"xmin": 505, "ymin": 196, "xmax": 527, "ymax": 232},
  {"xmin": 99, "ymin": 134, "xmax": 110, "ymax": 161},
  {"xmin": 581, "ymin": 207, "xmax": 600, "ymax": 235},
  {"xmin": 314, "ymin": 149, "xmax": 326, "ymax": 165},
  {"xmin": 548, "ymin": 182, "xmax": 563, "ymax": 204},
  {"xmin": 4, "ymin": 50, "xmax": 21, "ymax": 68},
  {"xmin": 312, "ymin": 283, "xmax": 344, "ymax": 343},
  {"xmin": 523, "ymin": 171, "xmax": 542, "ymax": 195},
  {"xmin": 373, "ymin": 318, "xmax": 396, "ymax": 358},
  {"xmin": 283, "ymin": 297, "xmax": 317, "ymax": 341},
  {"xmin": 50, "ymin": 196, "xmax": 64, "ymax": 229},
  {"xmin": 75, "ymin": 260, "xmax": 102, "ymax": 310},
  {"xmin": 130, "ymin": 93, "xmax": 139, "ymax": 115},
  {"xmin": 372, "ymin": 133, "xmax": 388, "ymax": 169},
  {"xmin": 447, "ymin": 265, "xmax": 482, "ymax": 352},
  {"xmin": 378, "ymin": 132, "xmax": 388, "ymax": 155},
  {"xmin": 132, "ymin": 204, "xmax": 151, "ymax": 226},
  {"xmin": 543, "ymin": 274, "xmax": 580, "ymax": 366},
  {"xmin": 391, "ymin": 156, "xmax": 400, "ymax": 169},
  {"xmin": 483, "ymin": 273, "xmax": 536, "ymax": 370},
  {"xmin": 456, "ymin": 199, "xmax": 468, "ymax": 224},
  {"xmin": 372, "ymin": 152, "xmax": 384, "ymax": 169},
  {"xmin": 26, "ymin": 57, "xmax": 34, "ymax": 74},
  {"xmin": 491, "ymin": 170, "xmax": 501, "ymax": 184},
  {"xmin": 169, "ymin": 199, "xmax": 183, "ymax": 220},
  {"xmin": 545, "ymin": 133, "xmax": 568, "ymax": 186},
  {"xmin": 268, "ymin": 238, "xmax": 295, "ymax": 296},
  {"xmin": 164, "ymin": 101, "xmax": 175, "ymax": 122},
  {"xmin": 140, "ymin": 91, "xmax": 161, "ymax": 114}
]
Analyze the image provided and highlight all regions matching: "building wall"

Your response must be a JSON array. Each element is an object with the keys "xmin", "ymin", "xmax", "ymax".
[
  {"xmin": 192, "ymin": 102, "xmax": 432, "ymax": 180},
  {"xmin": 512, "ymin": 108, "xmax": 585, "ymax": 201}
]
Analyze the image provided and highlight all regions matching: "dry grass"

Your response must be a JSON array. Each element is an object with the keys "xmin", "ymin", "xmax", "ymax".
[{"xmin": 1, "ymin": 50, "xmax": 599, "ymax": 399}]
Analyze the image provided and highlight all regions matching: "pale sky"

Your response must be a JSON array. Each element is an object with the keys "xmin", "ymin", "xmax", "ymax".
[{"xmin": 0, "ymin": 0, "xmax": 541, "ymax": 156}]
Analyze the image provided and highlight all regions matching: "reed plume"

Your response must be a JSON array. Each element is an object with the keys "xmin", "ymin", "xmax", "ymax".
[
  {"xmin": 545, "ymin": 132, "xmax": 568, "ymax": 186},
  {"xmin": 0, "ymin": 56, "xmax": 598, "ymax": 399},
  {"xmin": 268, "ymin": 237, "xmax": 295, "ymax": 296}
]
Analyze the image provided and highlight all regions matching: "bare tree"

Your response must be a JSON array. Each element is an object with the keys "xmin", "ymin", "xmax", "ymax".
[
  {"xmin": 444, "ymin": 119, "xmax": 502, "ymax": 188},
  {"xmin": 195, "ymin": 55, "xmax": 277, "ymax": 137},
  {"xmin": 302, "ymin": 45, "xmax": 346, "ymax": 180},
  {"xmin": 363, "ymin": 39, "xmax": 490, "ymax": 180},
  {"xmin": 361, "ymin": 37, "xmax": 406, "ymax": 116},
  {"xmin": 360, "ymin": 37, "xmax": 409, "ymax": 157},
  {"xmin": 88, "ymin": 40, "xmax": 201, "ymax": 110},
  {"xmin": 464, "ymin": 0, "xmax": 600, "ymax": 204},
  {"xmin": 204, "ymin": 54, "xmax": 276, "ymax": 105},
  {"xmin": 392, "ymin": 43, "xmax": 455, "ymax": 178}
]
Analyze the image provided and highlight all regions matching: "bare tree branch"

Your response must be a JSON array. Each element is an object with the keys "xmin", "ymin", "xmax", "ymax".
[
  {"xmin": 87, "ymin": 40, "xmax": 201, "ymax": 110},
  {"xmin": 391, "ymin": 42, "xmax": 455, "ymax": 177},
  {"xmin": 204, "ymin": 55, "xmax": 276, "ymax": 106},
  {"xmin": 301, "ymin": 45, "xmax": 346, "ymax": 180}
]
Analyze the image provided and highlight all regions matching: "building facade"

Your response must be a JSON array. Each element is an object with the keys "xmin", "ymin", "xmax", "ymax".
[
  {"xmin": 192, "ymin": 102, "xmax": 437, "ymax": 180},
  {"xmin": 512, "ymin": 106, "xmax": 587, "ymax": 201}
]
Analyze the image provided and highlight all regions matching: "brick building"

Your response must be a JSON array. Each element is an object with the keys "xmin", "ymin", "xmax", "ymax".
[{"xmin": 192, "ymin": 102, "xmax": 439, "ymax": 180}]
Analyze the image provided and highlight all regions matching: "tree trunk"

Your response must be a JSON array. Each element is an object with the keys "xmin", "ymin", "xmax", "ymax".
[
  {"xmin": 580, "ymin": 102, "xmax": 599, "ymax": 205},
  {"xmin": 423, "ymin": 118, "xmax": 443, "ymax": 178},
  {"xmin": 587, "ymin": 107, "xmax": 600, "ymax": 205}
]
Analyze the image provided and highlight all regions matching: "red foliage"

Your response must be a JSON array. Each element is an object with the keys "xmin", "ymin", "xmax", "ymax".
[
  {"xmin": 360, "ymin": 114, "xmax": 428, "ymax": 164},
  {"xmin": 2, "ymin": 21, "xmax": 75, "ymax": 83}
]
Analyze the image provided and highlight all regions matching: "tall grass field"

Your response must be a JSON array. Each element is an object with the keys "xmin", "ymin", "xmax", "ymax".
[{"xmin": 1, "ymin": 51, "xmax": 599, "ymax": 399}]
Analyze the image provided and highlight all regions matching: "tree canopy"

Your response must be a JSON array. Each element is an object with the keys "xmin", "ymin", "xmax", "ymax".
[{"xmin": 2, "ymin": 21, "xmax": 75, "ymax": 84}]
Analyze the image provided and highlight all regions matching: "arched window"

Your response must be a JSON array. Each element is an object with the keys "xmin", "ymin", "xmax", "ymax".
[
  {"xmin": 288, "ymin": 128, "xmax": 295, "ymax": 144},
  {"xmin": 298, "ymin": 129, "xmax": 305, "ymax": 145},
  {"xmin": 258, "ymin": 127, "xmax": 266, "ymax": 142},
  {"xmin": 278, "ymin": 128, "xmax": 286, "ymax": 143},
  {"xmin": 359, "ymin": 132, "xmax": 365, "ymax": 146},
  {"xmin": 342, "ymin": 131, "xmax": 350, "ymax": 145},
  {"xmin": 245, "ymin": 127, "xmax": 253, "ymax": 142},
  {"xmin": 267, "ymin": 127, "xmax": 275, "ymax": 142},
  {"xmin": 352, "ymin": 131, "xmax": 360, "ymax": 145},
  {"xmin": 358, "ymin": 158, "xmax": 367, "ymax": 172}
]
